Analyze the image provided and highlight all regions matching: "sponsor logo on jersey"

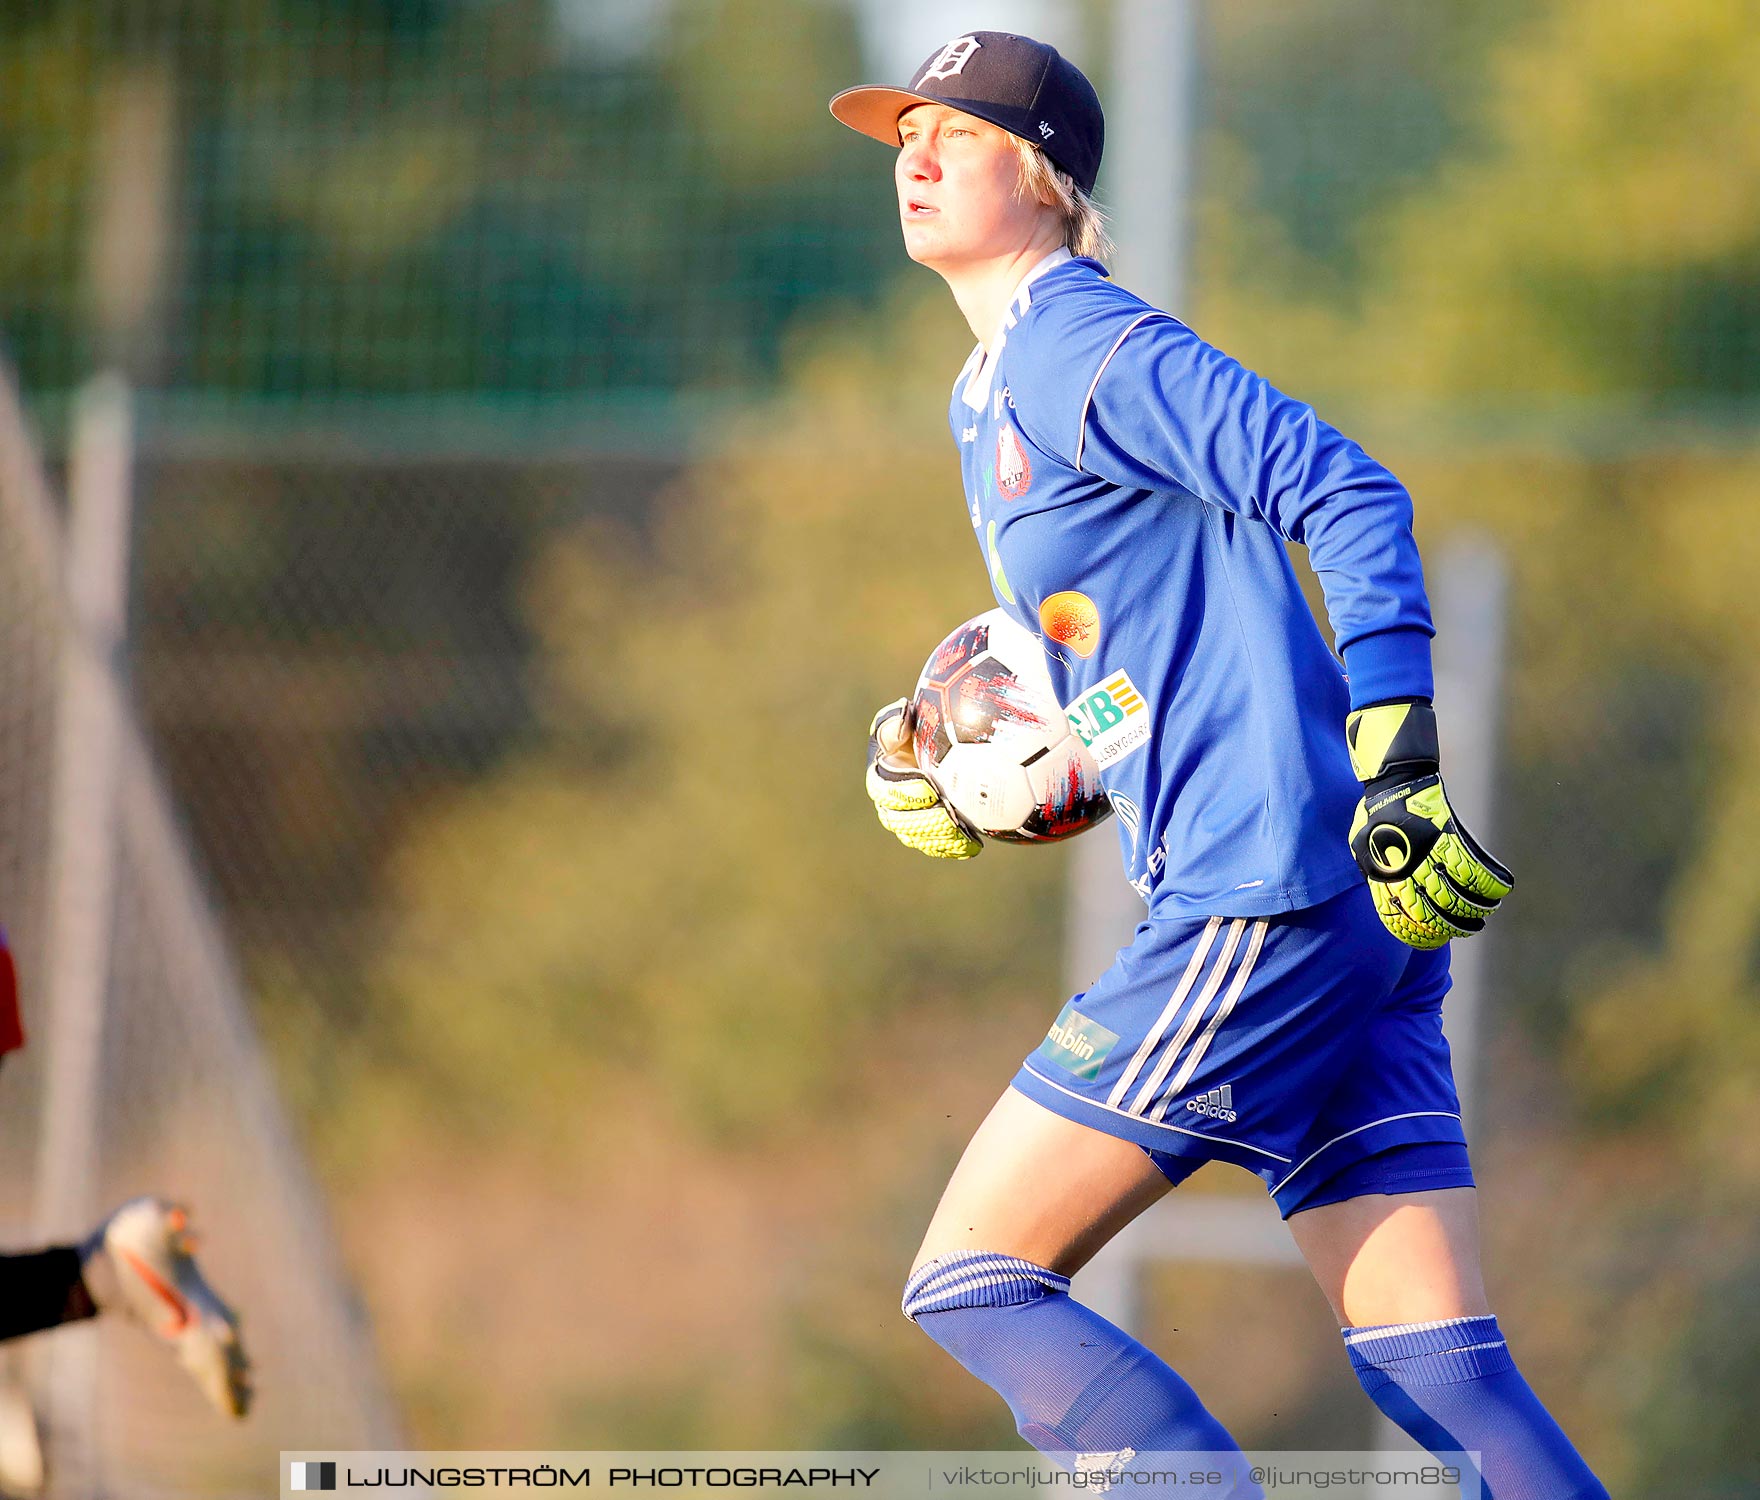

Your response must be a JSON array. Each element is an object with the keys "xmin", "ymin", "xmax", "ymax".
[
  {"xmin": 1108, "ymin": 791, "xmax": 1141, "ymax": 855},
  {"xmin": 961, "ymin": 425, "xmax": 978, "ymax": 443},
  {"xmin": 1128, "ymin": 830, "xmax": 1174, "ymax": 901},
  {"xmin": 996, "ymin": 425, "xmax": 1031, "ymax": 498},
  {"xmin": 1065, "ymin": 671, "xmax": 1151, "ymax": 769},
  {"xmin": 1039, "ymin": 590, "xmax": 1099, "ymax": 657},
  {"xmin": 918, "ymin": 34, "xmax": 982, "ymax": 85},
  {"xmin": 992, "ymin": 384, "xmax": 1015, "ymax": 420},
  {"xmin": 1185, "ymin": 1084, "xmax": 1237, "ymax": 1123},
  {"xmin": 1037, "ymin": 1003, "xmax": 1119, "ymax": 1082}
]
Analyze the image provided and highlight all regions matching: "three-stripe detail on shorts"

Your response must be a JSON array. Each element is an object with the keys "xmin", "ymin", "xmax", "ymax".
[
  {"xmin": 1103, "ymin": 916, "xmax": 1269, "ymax": 1119},
  {"xmin": 1151, "ymin": 917, "xmax": 1267, "ymax": 1120},
  {"xmin": 1106, "ymin": 916, "xmax": 1222, "ymax": 1109}
]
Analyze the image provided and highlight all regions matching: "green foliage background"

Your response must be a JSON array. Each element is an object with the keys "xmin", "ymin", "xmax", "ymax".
[
  {"xmin": 0, "ymin": 0, "xmax": 897, "ymax": 409},
  {"xmin": 321, "ymin": 1, "xmax": 1760, "ymax": 1472},
  {"xmin": 4, "ymin": 0, "xmax": 1758, "ymax": 1486},
  {"xmin": 346, "ymin": 296, "xmax": 1066, "ymax": 1148}
]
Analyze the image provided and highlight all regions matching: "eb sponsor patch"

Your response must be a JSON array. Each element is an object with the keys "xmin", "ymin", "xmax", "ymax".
[
  {"xmin": 1037, "ymin": 1003, "xmax": 1119, "ymax": 1081},
  {"xmin": 1065, "ymin": 671, "xmax": 1151, "ymax": 769}
]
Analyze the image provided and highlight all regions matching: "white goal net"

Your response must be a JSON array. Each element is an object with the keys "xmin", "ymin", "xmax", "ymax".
[{"xmin": 0, "ymin": 359, "xmax": 399, "ymax": 1499}]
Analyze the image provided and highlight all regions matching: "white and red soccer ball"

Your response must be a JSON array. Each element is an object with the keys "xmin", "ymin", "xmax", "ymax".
[{"xmin": 911, "ymin": 608, "xmax": 1112, "ymax": 844}]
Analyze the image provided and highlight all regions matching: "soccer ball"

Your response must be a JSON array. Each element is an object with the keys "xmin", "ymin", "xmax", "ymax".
[{"xmin": 912, "ymin": 608, "xmax": 1112, "ymax": 844}]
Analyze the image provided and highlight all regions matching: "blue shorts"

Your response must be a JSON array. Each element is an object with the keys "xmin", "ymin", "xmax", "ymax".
[{"xmin": 1011, "ymin": 880, "xmax": 1474, "ymax": 1218}]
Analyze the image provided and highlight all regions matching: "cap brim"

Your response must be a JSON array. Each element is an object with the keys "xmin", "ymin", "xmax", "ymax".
[{"xmin": 828, "ymin": 86, "xmax": 941, "ymax": 146}]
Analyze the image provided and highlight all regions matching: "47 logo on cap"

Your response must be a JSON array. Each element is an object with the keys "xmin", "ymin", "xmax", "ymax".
[
  {"xmin": 919, "ymin": 34, "xmax": 982, "ymax": 84},
  {"xmin": 1065, "ymin": 671, "xmax": 1151, "ymax": 768}
]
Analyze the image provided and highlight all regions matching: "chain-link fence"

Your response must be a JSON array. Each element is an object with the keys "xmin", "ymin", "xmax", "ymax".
[
  {"xmin": 0, "ymin": 366, "xmax": 400, "ymax": 1498},
  {"xmin": 0, "ymin": 0, "xmax": 894, "ymax": 421},
  {"xmin": 130, "ymin": 431, "xmax": 680, "ymax": 1050},
  {"xmin": 0, "ymin": 1, "xmax": 1757, "ymax": 1494}
]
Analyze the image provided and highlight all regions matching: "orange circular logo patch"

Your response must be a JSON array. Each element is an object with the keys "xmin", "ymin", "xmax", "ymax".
[{"xmin": 1040, "ymin": 591, "xmax": 1100, "ymax": 658}]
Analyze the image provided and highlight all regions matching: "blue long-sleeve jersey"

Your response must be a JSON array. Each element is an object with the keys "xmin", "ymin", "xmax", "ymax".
[{"xmin": 948, "ymin": 251, "xmax": 1436, "ymax": 917}]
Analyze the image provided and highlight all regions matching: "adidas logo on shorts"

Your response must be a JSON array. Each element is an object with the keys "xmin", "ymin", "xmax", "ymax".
[{"xmin": 1185, "ymin": 1084, "xmax": 1237, "ymax": 1123}]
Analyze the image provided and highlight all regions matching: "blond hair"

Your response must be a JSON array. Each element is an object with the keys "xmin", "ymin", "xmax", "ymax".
[{"xmin": 1010, "ymin": 136, "xmax": 1115, "ymax": 264}]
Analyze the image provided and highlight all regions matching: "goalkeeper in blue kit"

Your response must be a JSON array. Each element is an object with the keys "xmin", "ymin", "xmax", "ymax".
[{"xmin": 833, "ymin": 31, "xmax": 1604, "ymax": 1498}]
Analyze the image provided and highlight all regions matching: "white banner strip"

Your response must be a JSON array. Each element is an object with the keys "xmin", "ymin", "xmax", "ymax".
[{"xmin": 279, "ymin": 1449, "xmax": 1480, "ymax": 1499}]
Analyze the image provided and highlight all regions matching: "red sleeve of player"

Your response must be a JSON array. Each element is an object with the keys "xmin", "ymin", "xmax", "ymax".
[{"xmin": 0, "ymin": 929, "xmax": 25, "ymax": 1057}]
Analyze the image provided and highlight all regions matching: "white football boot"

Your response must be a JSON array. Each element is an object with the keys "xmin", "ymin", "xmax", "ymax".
[{"xmin": 80, "ymin": 1197, "xmax": 252, "ymax": 1418}]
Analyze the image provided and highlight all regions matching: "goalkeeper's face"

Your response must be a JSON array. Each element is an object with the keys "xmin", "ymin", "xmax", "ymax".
[{"xmin": 895, "ymin": 104, "xmax": 1052, "ymax": 272}]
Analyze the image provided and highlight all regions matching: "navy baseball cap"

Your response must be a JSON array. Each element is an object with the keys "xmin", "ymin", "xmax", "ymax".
[{"xmin": 830, "ymin": 31, "xmax": 1104, "ymax": 196}]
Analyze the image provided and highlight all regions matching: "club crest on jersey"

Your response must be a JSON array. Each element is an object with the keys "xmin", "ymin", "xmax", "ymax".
[
  {"xmin": 996, "ymin": 425, "xmax": 1032, "ymax": 498},
  {"xmin": 918, "ymin": 34, "xmax": 981, "ymax": 85},
  {"xmin": 1039, "ymin": 591, "xmax": 1099, "ymax": 658},
  {"xmin": 1065, "ymin": 671, "xmax": 1151, "ymax": 769}
]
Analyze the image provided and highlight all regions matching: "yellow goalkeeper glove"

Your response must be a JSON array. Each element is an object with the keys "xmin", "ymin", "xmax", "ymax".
[
  {"xmin": 1345, "ymin": 699, "xmax": 1513, "ymax": 949},
  {"xmin": 865, "ymin": 698, "xmax": 982, "ymax": 860}
]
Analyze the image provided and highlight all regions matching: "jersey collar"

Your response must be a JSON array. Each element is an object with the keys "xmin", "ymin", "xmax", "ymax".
[{"xmin": 959, "ymin": 246, "xmax": 1073, "ymax": 412}]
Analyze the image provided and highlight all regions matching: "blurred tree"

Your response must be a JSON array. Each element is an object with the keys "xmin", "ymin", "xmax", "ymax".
[
  {"xmin": 1189, "ymin": 0, "xmax": 1760, "ymax": 1482},
  {"xmin": 350, "ymin": 287, "xmax": 1070, "ymax": 1148},
  {"xmin": 0, "ymin": 0, "xmax": 897, "ymax": 407},
  {"xmin": 321, "ymin": 0, "xmax": 1760, "ymax": 1465},
  {"xmin": 1199, "ymin": 0, "xmax": 1760, "ymax": 405},
  {"xmin": 1203, "ymin": 0, "xmax": 1528, "ymax": 280},
  {"xmin": 6, "ymin": 0, "xmax": 1737, "ymax": 1468}
]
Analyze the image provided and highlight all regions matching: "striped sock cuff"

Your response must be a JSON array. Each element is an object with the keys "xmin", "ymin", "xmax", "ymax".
[
  {"xmin": 1343, "ymin": 1315, "xmax": 1513, "ymax": 1386},
  {"xmin": 902, "ymin": 1252, "xmax": 1071, "ymax": 1322}
]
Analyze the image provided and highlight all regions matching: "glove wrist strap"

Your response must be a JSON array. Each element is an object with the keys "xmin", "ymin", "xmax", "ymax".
[{"xmin": 1346, "ymin": 699, "xmax": 1440, "ymax": 783}]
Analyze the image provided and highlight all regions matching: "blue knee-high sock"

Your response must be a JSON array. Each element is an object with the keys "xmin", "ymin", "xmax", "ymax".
[
  {"xmin": 1344, "ymin": 1317, "xmax": 1607, "ymax": 1500},
  {"xmin": 905, "ymin": 1253, "xmax": 1260, "ymax": 1498}
]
